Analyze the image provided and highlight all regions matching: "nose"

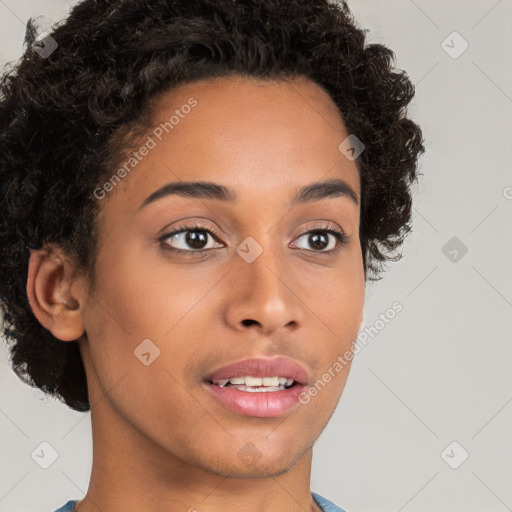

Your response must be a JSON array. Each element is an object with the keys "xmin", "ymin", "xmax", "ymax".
[{"xmin": 223, "ymin": 244, "xmax": 304, "ymax": 337}]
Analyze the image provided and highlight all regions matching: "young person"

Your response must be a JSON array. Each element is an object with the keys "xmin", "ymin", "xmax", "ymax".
[{"xmin": 0, "ymin": 1, "xmax": 424, "ymax": 511}]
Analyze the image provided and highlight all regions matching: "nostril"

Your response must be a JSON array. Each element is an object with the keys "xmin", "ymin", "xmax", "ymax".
[{"xmin": 241, "ymin": 319, "xmax": 259, "ymax": 327}]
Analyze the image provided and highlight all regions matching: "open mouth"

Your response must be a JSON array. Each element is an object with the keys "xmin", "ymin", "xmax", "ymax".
[
  {"xmin": 204, "ymin": 378, "xmax": 306, "ymax": 418},
  {"xmin": 209, "ymin": 376, "xmax": 298, "ymax": 392},
  {"xmin": 202, "ymin": 356, "xmax": 310, "ymax": 417}
]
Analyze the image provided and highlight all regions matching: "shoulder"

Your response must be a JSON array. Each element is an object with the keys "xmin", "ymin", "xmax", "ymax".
[
  {"xmin": 53, "ymin": 499, "xmax": 78, "ymax": 512},
  {"xmin": 312, "ymin": 491, "xmax": 348, "ymax": 512}
]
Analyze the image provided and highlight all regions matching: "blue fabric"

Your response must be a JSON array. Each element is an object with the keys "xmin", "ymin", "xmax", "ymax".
[
  {"xmin": 312, "ymin": 491, "xmax": 347, "ymax": 511},
  {"xmin": 53, "ymin": 500, "xmax": 77, "ymax": 512},
  {"xmin": 54, "ymin": 493, "xmax": 346, "ymax": 512}
]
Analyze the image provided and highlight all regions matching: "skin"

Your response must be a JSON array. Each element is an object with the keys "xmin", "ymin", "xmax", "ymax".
[{"xmin": 26, "ymin": 75, "xmax": 365, "ymax": 512}]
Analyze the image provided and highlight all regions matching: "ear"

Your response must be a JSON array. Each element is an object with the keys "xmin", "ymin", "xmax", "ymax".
[{"xmin": 26, "ymin": 244, "xmax": 88, "ymax": 342}]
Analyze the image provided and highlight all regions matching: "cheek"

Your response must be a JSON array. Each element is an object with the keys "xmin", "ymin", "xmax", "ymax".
[
  {"xmin": 296, "ymin": 246, "xmax": 365, "ymax": 345},
  {"xmin": 81, "ymin": 252, "xmax": 206, "ymax": 426},
  {"xmin": 332, "ymin": 271, "xmax": 365, "ymax": 342},
  {"xmin": 82, "ymin": 242, "xmax": 219, "ymax": 392},
  {"xmin": 91, "ymin": 243, "xmax": 206, "ymax": 339},
  {"xmin": 297, "ymin": 268, "xmax": 363, "ymax": 413}
]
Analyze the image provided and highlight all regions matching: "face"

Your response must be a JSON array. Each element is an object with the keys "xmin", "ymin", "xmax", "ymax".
[{"xmin": 77, "ymin": 75, "xmax": 365, "ymax": 478}]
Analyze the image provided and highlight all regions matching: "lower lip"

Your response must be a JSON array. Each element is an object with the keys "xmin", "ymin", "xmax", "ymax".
[{"xmin": 203, "ymin": 382, "xmax": 307, "ymax": 418}]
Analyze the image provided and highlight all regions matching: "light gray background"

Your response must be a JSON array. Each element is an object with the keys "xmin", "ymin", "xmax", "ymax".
[{"xmin": 1, "ymin": 1, "xmax": 511, "ymax": 511}]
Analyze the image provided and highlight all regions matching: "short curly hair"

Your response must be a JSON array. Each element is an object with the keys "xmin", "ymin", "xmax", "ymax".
[{"xmin": 0, "ymin": 0, "xmax": 425, "ymax": 412}]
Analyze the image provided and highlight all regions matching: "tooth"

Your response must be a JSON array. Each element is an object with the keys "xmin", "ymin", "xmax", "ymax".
[
  {"xmin": 230, "ymin": 385, "xmax": 282, "ymax": 392},
  {"xmin": 216, "ymin": 376, "xmax": 294, "ymax": 388},
  {"xmin": 244, "ymin": 376, "xmax": 263, "ymax": 386}
]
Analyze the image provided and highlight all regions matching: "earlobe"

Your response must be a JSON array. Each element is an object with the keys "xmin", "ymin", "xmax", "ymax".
[{"xmin": 26, "ymin": 246, "xmax": 86, "ymax": 342}]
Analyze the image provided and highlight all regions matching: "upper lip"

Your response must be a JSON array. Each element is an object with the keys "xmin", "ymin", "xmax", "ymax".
[{"xmin": 205, "ymin": 356, "xmax": 310, "ymax": 386}]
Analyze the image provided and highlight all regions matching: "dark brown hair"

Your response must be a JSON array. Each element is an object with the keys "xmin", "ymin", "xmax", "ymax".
[{"xmin": 0, "ymin": 0, "xmax": 425, "ymax": 411}]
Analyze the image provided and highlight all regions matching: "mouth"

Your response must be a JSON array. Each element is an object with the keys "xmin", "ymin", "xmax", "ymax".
[
  {"xmin": 209, "ymin": 375, "xmax": 299, "ymax": 392},
  {"xmin": 202, "ymin": 356, "xmax": 310, "ymax": 418}
]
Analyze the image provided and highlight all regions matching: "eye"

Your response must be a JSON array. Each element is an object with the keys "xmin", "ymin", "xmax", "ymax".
[
  {"xmin": 158, "ymin": 221, "xmax": 349, "ymax": 257},
  {"xmin": 292, "ymin": 223, "xmax": 349, "ymax": 254},
  {"xmin": 158, "ymin": 222, "xmax": 224, "ymax": 256}
]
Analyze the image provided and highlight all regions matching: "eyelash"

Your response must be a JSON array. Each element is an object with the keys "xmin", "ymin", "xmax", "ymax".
[{"xmin": 158, "ymin": 221, "xmax": 349, "ymax": 257}]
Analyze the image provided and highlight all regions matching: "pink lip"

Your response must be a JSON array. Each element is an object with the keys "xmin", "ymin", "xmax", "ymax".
[
  {"xmin": 203, "ymin": 356, "xmax": 311, "ymax": 418},
  {"xmin": 205, "ymin": 356, "xmax": 310, "ymax": 385},
  {"xmin": 203, "ymin": 381, "xmax": 307, "ymax": 417}
]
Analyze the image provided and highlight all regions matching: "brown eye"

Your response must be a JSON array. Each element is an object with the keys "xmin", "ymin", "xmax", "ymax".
[
  {"xmin": 292, "ymin": 224, "xmax": 349, "ymax": 255},
  {"xmin": 159, "ymin": 223, "xmax": 224, "ymax": 255}
]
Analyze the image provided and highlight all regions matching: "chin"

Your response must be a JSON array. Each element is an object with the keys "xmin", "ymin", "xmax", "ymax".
[
  {"xmin": 205, "ymin": 455, "xmax": 300, "ymax": 479},
  {"xmin": 197, "ymin": 436, "xmax": 312, "ymax": 479}
]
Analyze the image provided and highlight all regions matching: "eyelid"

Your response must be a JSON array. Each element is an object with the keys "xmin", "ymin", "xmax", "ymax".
[
  {"xmin": 293, "ymin": 220, "xmax": 343, "ymax": 238},
  {"xmin": 167, "ymin": 221, "xmax": 222, "ymax": 239}
]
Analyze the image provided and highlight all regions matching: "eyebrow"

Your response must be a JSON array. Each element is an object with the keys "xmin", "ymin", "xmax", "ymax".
[{"xmin": 137, "ymin": 178, "xmax": 359, "ymax": 211}]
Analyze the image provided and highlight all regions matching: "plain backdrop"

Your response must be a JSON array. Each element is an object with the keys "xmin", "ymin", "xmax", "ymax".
[{"xmin": 1, "ymin": 1, "xmax": 511, "ymax": 511}]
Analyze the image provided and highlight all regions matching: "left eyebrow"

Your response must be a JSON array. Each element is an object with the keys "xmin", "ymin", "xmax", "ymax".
[
  {"xmin": 290, "ymin": 178, "xmax": 359, "ymax": 206},
  {"xmin": 136, "ymin": 178, "xmax": 359, "ymax": 212}
]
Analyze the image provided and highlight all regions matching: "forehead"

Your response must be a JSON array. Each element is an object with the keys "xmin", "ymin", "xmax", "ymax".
[
  {"xmin": 152, "ymin": 74, "xmax": 345, "ymax": 127},
  {"xmin": 104, "ymin": 75, "xmax": 360, "ymax": 213}
]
